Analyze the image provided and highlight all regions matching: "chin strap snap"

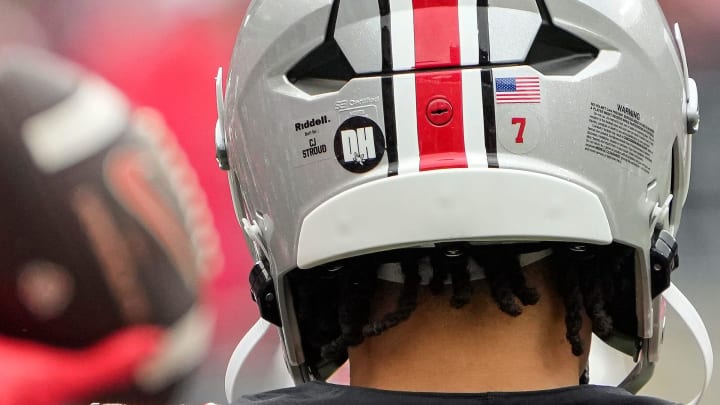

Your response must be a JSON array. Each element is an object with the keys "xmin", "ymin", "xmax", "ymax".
[
  {"xmin": 249, "ymin": 260, "xmax": 282, "ymax": 327},
  {"xmin": 242, "ymin": 213, "xmax": 281, "ymax": 326},
  {"xmin": 650, "ymin": 229, "xmax": 679, "ymax": 298},
  {"xmin": 225, "ymin": 319, "xmax": 293, "ymax": 403}
]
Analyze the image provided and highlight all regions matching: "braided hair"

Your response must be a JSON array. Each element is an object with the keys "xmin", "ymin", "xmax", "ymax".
[{"xmin": 292, "ymin": 243, "xmax": 634, "ymax": 377}]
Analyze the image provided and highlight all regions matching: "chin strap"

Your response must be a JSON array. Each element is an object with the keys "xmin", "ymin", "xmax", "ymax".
[
  {"xmin": 225, "ymin": 319, "xmax": 293, "ymax": 403},
  {"xmin": 663, "ymin": 283, "xmax": 713, "ymax": 405}
]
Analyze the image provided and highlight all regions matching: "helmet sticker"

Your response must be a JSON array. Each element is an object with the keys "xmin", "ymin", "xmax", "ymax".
[
  {"xmin": 492, "ymin": 70, "xmax": 550, "ymax": 158},
  {"xmin": 497, "ymin": 112, "xmax": 544, "ymax": 155},
  {"xmin": 333, "ymin": 116, "xmax": 386, "ymax": 173},
  {"xmin": 495, "ymin": 77, "xmax": 542, "ymax": 104},
  {"xmin": 292, "ymin": 115, "xmax": 334, "ymax": 167},
  {"xmin": 585, "ymin": 102, "xmax": 655, "ymax": 174},
  {"xmin": 291, "ymin": 102, "xmax": 386, "ymax": 170}
]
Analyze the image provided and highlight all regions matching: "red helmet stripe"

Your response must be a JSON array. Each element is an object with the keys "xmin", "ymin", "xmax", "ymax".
[
  {"xmin": 412, "ymin": 0, "xmax": 462, "ymax": 69},
  {"xmin": 412, "ymin": 1, "xmax": 467, "ymax": 170},
  {"xmin": 415, "ymin": 71, "xmax": 468, "ymax": 171},
  {"xmin": 380, "ymin": 0, "xmax": 498, "ymax": 172}
]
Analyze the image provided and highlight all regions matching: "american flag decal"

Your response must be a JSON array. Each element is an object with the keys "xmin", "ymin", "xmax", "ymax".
[{"xmin": 495, "ymin": 77, "xmax": 541, "ymax": 104}]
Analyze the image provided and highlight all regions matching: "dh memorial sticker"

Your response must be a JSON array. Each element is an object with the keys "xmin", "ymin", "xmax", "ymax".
[{"xmin": 333, "ymin": 116, "xmax": 385, "ymax": 173}]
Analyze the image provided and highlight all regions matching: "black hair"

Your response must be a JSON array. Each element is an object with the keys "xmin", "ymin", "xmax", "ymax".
[{"xmin": 292, "ymin": 243, "xmax": 635, "ymax": 377}]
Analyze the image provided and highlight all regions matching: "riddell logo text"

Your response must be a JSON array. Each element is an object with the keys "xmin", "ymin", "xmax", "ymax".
[{"xmin": 295, "ymin": 115, "xmax": 329, "ymax": 131}]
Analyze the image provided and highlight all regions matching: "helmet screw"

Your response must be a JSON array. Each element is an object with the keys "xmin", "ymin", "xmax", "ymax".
[
  {"xmin": 426, "ymin": 97, "xmax": 454, "ymax": 127},
  {"xmin": 444, "ymin": 248, "xmax": 463, "ymax": 258},
  {"xmin": 327, "ymin": 265, "xmax": 343, "ymax": 273},
  {"xmin": 265, "ymin": 293, "xmax": 276, "ymax": 303}
]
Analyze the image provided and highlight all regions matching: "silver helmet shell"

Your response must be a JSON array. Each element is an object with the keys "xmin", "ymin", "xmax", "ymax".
[{"xmin": 221, "ymin": 0, "xmax": 698, "ymax": 387}]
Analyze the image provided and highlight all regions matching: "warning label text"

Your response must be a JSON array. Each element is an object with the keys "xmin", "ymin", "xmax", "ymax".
[{"xmin": 584, "ymin": 102, "xmax": 654, "ymax": 174}]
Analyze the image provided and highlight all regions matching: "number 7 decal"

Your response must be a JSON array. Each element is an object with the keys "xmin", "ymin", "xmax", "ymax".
[{"xmin": 512, "ymin": 117, "xmax": 527, "ymax": 144}]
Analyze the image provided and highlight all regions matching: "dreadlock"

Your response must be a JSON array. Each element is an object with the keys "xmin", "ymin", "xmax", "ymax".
[
  {"xmin": 480, "ymin": 247, "xmax": 540, "ymax": 317},
  {"xmin": 293, "ymin": 243, "xmax": 634, "ymax": 376},
  {"xmin": 320, "ymin": 257, "xmax": 377, "ymax": 363},
  {"xmin": 363, "ymin": 255, "xmax": 422, "ymax": 337},
  {"xmin": 552, "ymin": 245, "xmax": 631, "ymax": 354}
]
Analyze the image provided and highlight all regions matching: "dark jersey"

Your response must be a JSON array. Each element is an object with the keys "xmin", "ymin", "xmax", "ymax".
[{"xmin": 233, "ymin": 382, "xmax": 679, "ymax": 405}]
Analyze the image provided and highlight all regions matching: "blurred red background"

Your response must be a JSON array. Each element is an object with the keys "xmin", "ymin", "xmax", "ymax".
[
  {"xmin": 0, "ymin": 0, "xmax": 717, "ymax": 403},
  {"xmin": 37, "ymin": 0, "xmax": 259, "ymax": 347}
]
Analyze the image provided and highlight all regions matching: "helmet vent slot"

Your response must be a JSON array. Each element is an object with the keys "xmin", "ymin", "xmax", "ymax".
[
  {"xmin": 287, "ymin": 0, "xmax": 355, "ymax": 86},
  {"xmin": 526, "ymin": 0, "xmax": 599, "ymax": 75},
  {"xmin": 288, "ymin": 0, "xmax": 600, "ymax": 87},
  {"xmin": 287, "ymin": 40, "xmax": 356, "ymax": 84}
]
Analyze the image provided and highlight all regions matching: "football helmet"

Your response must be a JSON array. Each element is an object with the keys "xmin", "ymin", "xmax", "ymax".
[{"xmin": 218, "ymin": 0, "xmax": 709, "ymax": 402}]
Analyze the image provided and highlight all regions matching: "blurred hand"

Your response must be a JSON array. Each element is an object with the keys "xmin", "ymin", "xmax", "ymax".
[{"xmin": 0, "ymin": 326, "xmax": 162, "ymax": 405}]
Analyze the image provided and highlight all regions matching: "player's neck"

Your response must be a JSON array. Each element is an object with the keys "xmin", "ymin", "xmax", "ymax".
[{"xmin": 348, "ymin": 268, "xmax": 590, "ymax": 393}]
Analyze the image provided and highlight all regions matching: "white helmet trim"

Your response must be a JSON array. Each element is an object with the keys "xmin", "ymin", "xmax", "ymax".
[{"xmin": 298, "ymin": 169, "xmax": 612, "ymax": 269}]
